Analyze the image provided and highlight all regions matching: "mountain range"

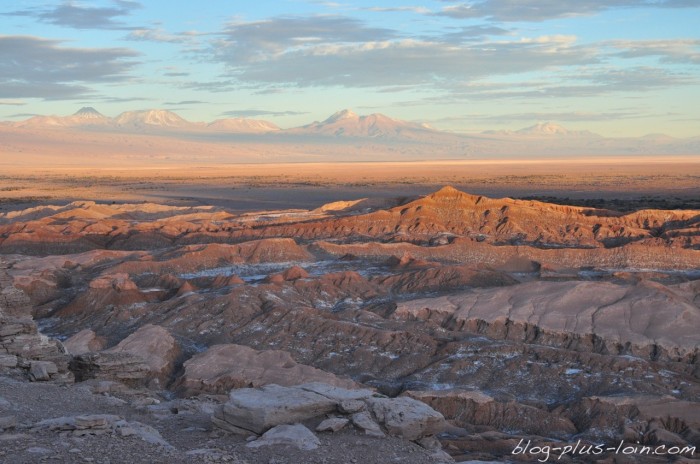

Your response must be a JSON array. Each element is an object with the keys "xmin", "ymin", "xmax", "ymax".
[
  {"xmin": 3, "ymin": 107, "xmax": 700, "ymax": 160},
  {"xmin": 9, "ymin": 107, "xmax": 599, "ymax": 139}
]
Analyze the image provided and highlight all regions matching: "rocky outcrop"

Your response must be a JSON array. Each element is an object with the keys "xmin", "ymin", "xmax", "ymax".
[
  {"xmin": 1, "ymin": 259, "xmax": 72, "ymax": 382},
  {"xmin": 394, "ymin": 279, "xmax": 700, "ymax": 364},
  {"xmin": 2, "ymin": 187, "xmax": 698, "ymax": 261},
  {"xmin": 63, "ymin": 329, "xmax": 106, "ymax": 355},
  {"xmin": 105, "ymin": 324, "xmax": 180, "ymax": 385},
  {"xmin": 212, "ymin": 382, "xmax": 447, "ymax": 444},
  {"xmin": 564, "ymin": 395, "xmax": 700, "ymax": 446},
  {"xmin": 406, "ymin": 390, "xmax": 576, "ymax": 439},
  {"xmin": 175, "ymin": 344, "xmax": 357, "ymax": 395},
  {"xmin": 213, "ymin": 384, "xmax": 338, "ymax": 434},
  {"xmin": 69, "ymin": 352, "xmax": 150, "ymax": 387}
]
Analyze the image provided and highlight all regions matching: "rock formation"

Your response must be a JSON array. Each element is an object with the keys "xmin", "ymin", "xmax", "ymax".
[
  {"xmin": 1, "ymin": 187, "xmax": 699, "ymax": 462},
  {"xmin": 175, "ymin": 344, "xmax": 357, "ymax": 395}
]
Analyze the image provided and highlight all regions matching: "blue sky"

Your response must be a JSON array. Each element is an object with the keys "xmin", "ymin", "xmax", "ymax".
[{"xmin": 1, "ymin": 0, "xmax": 699, "ymax": 136}]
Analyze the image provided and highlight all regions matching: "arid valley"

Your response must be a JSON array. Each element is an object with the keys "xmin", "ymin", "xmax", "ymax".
[
  {"xmin": 3, "ymin": 0, "xmax": 700, "ymax": 461},
  {"xmin": 2, "ymin": 148, "xmax": 700, "ymax": 462}
]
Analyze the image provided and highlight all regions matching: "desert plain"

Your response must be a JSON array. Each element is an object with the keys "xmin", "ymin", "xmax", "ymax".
[{"xmin": 2, "ymin": 143, "xmax": 700, "ymax": 463}]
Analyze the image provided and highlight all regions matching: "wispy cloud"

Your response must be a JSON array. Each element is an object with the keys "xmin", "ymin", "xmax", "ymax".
[
  {"xmin": 213, "ymin": 15, "xmax": 397, "ymax": 63},
  {"xmin": 0, "ymin": 35, "xmax": 138, "ymax": 99},
  {"xmin": 450, "ymin": 110, "xmax": 649, "ymax": 122},
  {"xmin": 125, "ymin": 27, "xmax": 205, "ymax": 44},
  {"xmin": 0, "ymin": 100, "xmax": 26, "ymax": 106},
  {"xmin": 607, "ymin": 39, "xmax": 700, "ymax": 65},
  {"xmin": 164, "ymin": 100, "xmax": 208, "ymax": 105},
  {"xmin": 364, "ymin": 6, "xmax": 431, "ymax": 14},
  {"xmin": 208, "ymin": 16, "xmax": 595, "ymax": 89},
  {"xmin": 221, "ymin": 109, "xmax": 309, "ymax": 118},
  {"xmin": 435, "ymin": 0, "xmax": 699, "ymax": 22},
  {"xmin": 4, "ymin": 0, "xmax": 142, "ymax": 30}
]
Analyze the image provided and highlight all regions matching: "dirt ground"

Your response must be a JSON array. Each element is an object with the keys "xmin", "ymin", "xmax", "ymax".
[{"xmin": 2, "ymin": 159, "xmax": 699, "ymax": 212}]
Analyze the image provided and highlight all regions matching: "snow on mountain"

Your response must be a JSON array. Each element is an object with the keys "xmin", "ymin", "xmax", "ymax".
[
  {"xmin": 207, "ymin": 118, "xmax": 280, "ymax": 133},
  {"xmin": 114, "ymin": 109, "xmax": 194, "ymax": 129},
  {"xmin": 290, "ymin": 109, "xmax": 439, "ymax": 138},
  {"xmin": 5, "ymin": 108, "xmax": 699, "ymax": 157}
]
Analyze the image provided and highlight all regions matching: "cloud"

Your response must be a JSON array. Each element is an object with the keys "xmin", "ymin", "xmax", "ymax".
[
  {"xmin": 437, "ymin": 24, "xmax": 512, "ymax": 43},
  {"xmin": 221, "ymin": 109, "xmax": 309, "ymax": 118},
  {"xmin": 0, "ymin": 35, "xmax": 138, "ymax": 99},
  {"xmin": 8, "ymin": 113, "xmax": 40, "ymax": 118},
  {"xmin": 608, "ymin": 39, "xmax": 700, "ymax": 65},
  {"xmin": 364, "ymin": 6, "xmax": 431, "ymax": 14},
  {"xmin": 125, "ymin": 27, "xmax": 205, "ymax": 44},
  {"xmin": 0, "ymin": 100, "xmax": 26, "ymax": 106},
  {"xmin": 209, "ymin": 16, "xmax": 596, "ymax": 89},
  {"xmin": 213, "ymin": 15, "xmax": 397, "ymax": 63},
  {"xmin": 443, "ymin": 66, "xmax": 697, "ymax": 102},
  {"xmin": 435, "ymin": 0, "xmax": 699, "ymax": 22},
  {"xmin": 164, "ymin": 100, "xmax": 208, "ymax": 105},
  {"xmin": 452, "ymin": 110, "xmax": 645, "ymax": 122},
  {"xmin": 98, "ymin": 96, "xmax": 153, "ymax": 103},
  {"xmin": 5, "ymin": 0, "xmax": 142, "ymax": 30},
  {"xmin": 126, "ymin": 28, "xmax": 182, "ymax": 43}
]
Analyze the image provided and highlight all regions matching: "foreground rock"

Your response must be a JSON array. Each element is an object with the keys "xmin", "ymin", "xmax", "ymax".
[
  {"xmin": 176, "ymin": 344, "xmax": 357, "ymax": 395},
  {"xmin": 0, "ymin": 260, "xmax": 72, "ymax": 382},
  {"xmin": 63, "ymin": 328, "xmax": 106, "ymax": 355},
  {"xmin": 105, "ymin": 324, "xmax": 180, "ymax": 386},
  {"xmin": 213, "ymin": 384, "xmax": 338, "ymax": 434},
  {"xmin": 246, "ymin": 423, "xmax": 321, "ymax": 450},
  {"xmin": 30, "ymin": 414, "xmax": 172, "ymax": 448},
  {"xmin": 213, "ymin": 382, "xmax": 447, "ymax": 445},
  {"xmin": 69, "ymin": 352, "xmax": 150, "ymax": 387}
]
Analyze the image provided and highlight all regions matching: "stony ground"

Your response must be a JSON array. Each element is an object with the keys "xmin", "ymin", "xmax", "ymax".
[{"xmin": 0, "ymin": 372, "xmax": 442, "ymax": 464}]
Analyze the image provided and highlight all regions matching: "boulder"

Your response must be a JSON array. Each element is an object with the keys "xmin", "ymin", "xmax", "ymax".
[
  {"xmin": 176, "ymin": 344, "xmax": 357, "ymax": 395},
  {"xmin": 351, "ymin": 411, "xmax": 385, "ymax": 437},
  {"xmin": 214, "ymin": 384, "xmax": 337, "ymax": 434},
  {"xmin": 29, "ymin": 361, "xmax": 58, "ymax": 381},
  {"xmin": 246, "ymin": 424, "xmax": 321, "ymax": 450},
  {"xmin": 366, "ymin": 396, "xmax": 447, "ymax": 441},
  {"xmin": 316, "ymin": 417, "xmax": 349, "ymax": 433},
  {"xmin": 297, "ymin": 382, "xmax": 375, "ymax": 402},
  {"xmin": 212, "ymin": 382, "xmax": 449, "ymax": 444},
  {"xmin": 63, "ymin": 329, "xmax": 106, "ymax": 355},
  {"xmin": 106, "ymin": 324, "xmax": 180, "ymax": 384}
]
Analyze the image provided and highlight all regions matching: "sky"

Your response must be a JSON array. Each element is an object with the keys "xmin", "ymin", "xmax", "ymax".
[{"xmin": 1, "ymin": 0, "xmax": 699, "ymax": 137}]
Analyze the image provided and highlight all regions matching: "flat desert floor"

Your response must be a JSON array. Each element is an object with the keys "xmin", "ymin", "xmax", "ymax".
[{"xmin": 2, "ymin": 158, "xmax": 699, "ymax": 211}]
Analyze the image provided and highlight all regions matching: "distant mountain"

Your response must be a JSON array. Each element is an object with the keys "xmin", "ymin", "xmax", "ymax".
[
  {"xmin": 113, "ymin": 109, "xmax": 195, "ymax": 130},
  {"xmin": 207, "ymin": 118, "xmax": 280, "ymax": 133},
  {"xmin": 484, "ymin": 122, "xmax": 600, "ymax": 138},
  {"xmin": 5, "ymin": 107, "xmax": 699, "ymax": 157},
  {"xmin": 14, "ymin": 106, "xmax": 111, "ymax": 128},
  {"xmin": 289, "ymin": 109, "xmax": 438, "ymax": 138},
  {"xmin": 74, "ymin": 107, "xmax": 106, "ymax": 120}
]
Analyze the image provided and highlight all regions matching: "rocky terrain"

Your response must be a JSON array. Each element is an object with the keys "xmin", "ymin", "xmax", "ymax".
[{"xmin": 1, "ymin": 186, "xmax": 699, "ymax": 463}]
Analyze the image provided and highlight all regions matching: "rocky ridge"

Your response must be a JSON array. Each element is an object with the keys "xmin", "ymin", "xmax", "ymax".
[{"xmin": 1, "ymin": 187, "xmax": 699, "ymax": 462}]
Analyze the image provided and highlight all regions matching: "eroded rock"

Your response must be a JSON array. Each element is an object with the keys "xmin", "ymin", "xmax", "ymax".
[{"xmin": 175, "ymin": 344, "xmax": 357, "ymax": 395}]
